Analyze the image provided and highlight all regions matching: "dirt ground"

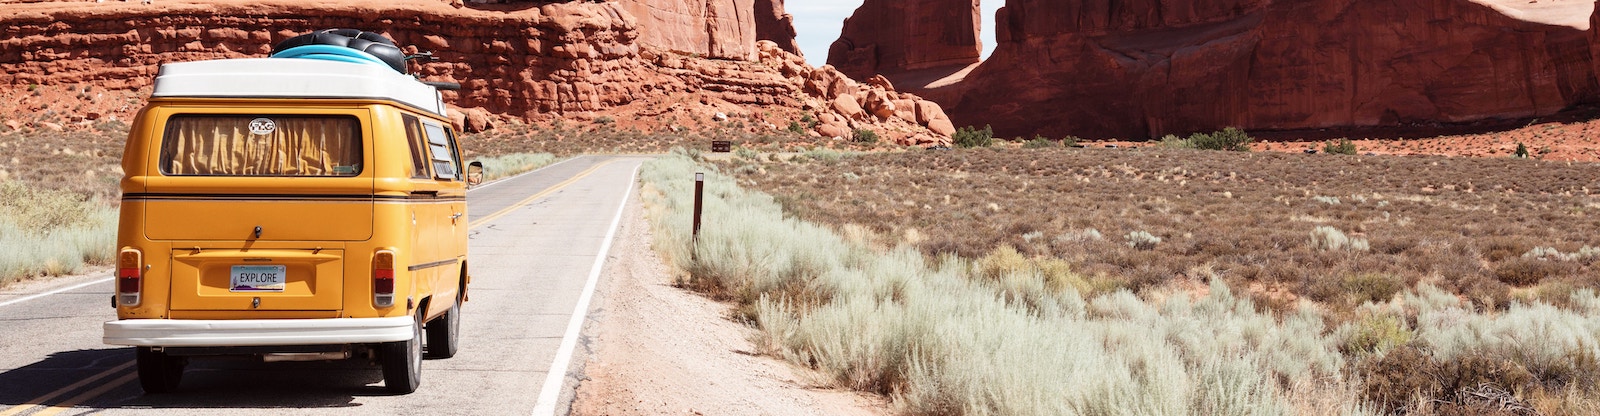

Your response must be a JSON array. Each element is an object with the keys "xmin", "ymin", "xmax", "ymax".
[{"xmin": 569, "ymin": 196, "xmax": 888, "ymax": 416}]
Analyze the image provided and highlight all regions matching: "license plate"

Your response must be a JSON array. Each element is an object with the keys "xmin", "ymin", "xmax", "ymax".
[{"xmin": 231, "ymin": 265, "xmax": 287, "ymax": 292}]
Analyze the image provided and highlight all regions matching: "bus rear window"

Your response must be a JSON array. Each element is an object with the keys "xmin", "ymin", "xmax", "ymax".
[{"xmin": 160, "ymin": 115, "xmax": 362, "ymax": 177}]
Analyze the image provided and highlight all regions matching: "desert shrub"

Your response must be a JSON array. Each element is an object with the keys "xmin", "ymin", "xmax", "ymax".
[
  {"xmin": 802, "ymin": 147, "xmax": 845, "ymax": 164},
  {"xmin": 1056, "ymin": 228, "xmax": 1104, "ymax": 243},
  {"xmin": 1515, "ymin": 143, "xmax": 1530, "ymax": 158},
  {"xmin": 952, "ymin": 125, "xmax": 994, "ymax": 148},
  {"xmin": 593, "ymin": 116, "xmax": 615, "ymax": 125},
  {"xmin": 735, "ymin": 146, "xmax": 760, "ymax": 160},
  {"xmin": 1189, "ymin": 127, "xmax": 1254, "ymax": 151},
  {"xmin": 1523, "ymin": 246, "xmax": 1600, "ymax": 263},
  {"xmin": 1527, "ymin": 280, "xmax": 1581, "ymax": 311},
  {"xmin": 1342, "ymin": 273, "xmax": 1405, "ymax": 304},
  {"xmin": 1360, "ymin": 345, "xmax": 1538, "ymax": 415},
  {"xmin": 1324, "ymin": 139, "xmax": 1358, "ymax": 155},
  {"xmin": 1456, "ymin": 274, "xmax": 1514, "ymax": 310},
  {"xmin": 1360, "ymin": 345, "xmax": 1440, "ymax": 412},
  {"xmin": 853, "ymin": 129, "xmax": 879, "ymax": 144},
  {"xmin": 1160, "ymin": 134, "xmax": 1194, "ymax": 149},
  {"xmin": 1482, "ymin": 237, "xmax": 1535, "ymax": 262},
  {"xmin": 469, "ymin": 152, "xmax": 557, "ymax": 182},
  {"xmin": 1125, "ymin": 230, "xmax": 1162, "ymax": 250},
  {"xmin": 1494, "ymin": 258, "xmax": 1563, "ymax": 286},
  {"xmin": 1310, "ymin": 226, "xmax": 1370, "ymax": 252},
  {"xmin": 1023, "ymin": 135, "xmax": 1056, "ymax": 149},
  {"xmin": 1337, "ymin": 311, "xmax": 1412, "ymax": 355},
  {"xmin": 1410, "ymin": 285, "xmax": 1600, "ymax": 394},
  {"xmin": 1061, "ymin": 136, "xmax": 1081, "ymax": 147},
  {"xmin": 786, "ymin": 121, "xmax": 806, "ymax": 134}
]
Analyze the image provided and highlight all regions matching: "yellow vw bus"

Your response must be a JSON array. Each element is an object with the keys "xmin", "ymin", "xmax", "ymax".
[{"xmin": 103, "ymin": 30, "xmax": 479, "ymax": 394}]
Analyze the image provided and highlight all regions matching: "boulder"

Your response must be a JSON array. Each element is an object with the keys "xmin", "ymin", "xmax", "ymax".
[
  {"xmin": 926, "ymin": 118, "xmax": 955, "ymax": 137},
  {"xmin": 863, "ymin": 90, "xmax": 896, "ymax": 119},
  {"xmin": 891, "ymin": 99, "xmax": 917, "ymax": 122},
  {"xmin": 832, "ymin": 94, "xmax": 865, "ymax": 120},
  {"xmin": 447, "ymin": 108, "xmax": 468, "ymax": 132},
  {"xmin": 463, "ymin": 108, "xmax": 494, "ymax": 133},
  {"xmin": 815, "ymin": 119, "xmax": 849, "ymax": 138},
  {"xmin": 914, "ymin": 100, "xmax": 944, "ymax": 125},
  {"xmin": 866, "ymin": 74, "xmax": 895, "ymax": 91}
]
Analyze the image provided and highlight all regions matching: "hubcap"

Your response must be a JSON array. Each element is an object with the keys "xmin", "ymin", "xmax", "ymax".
[{"xmin": 409, "ymin": 316, "xmax": 422, "ymax": 375}]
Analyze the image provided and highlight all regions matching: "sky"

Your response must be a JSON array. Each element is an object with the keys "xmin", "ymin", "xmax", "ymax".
[{"xmin": 789, "ymin": 0, "xmax": 1004, "ymax": 67}]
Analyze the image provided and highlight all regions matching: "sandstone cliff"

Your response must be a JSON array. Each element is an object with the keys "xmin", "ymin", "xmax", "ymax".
[
  {"xmin": 0, "ymin": 0, "xmax": 950, "ymax": 145},
  {"xmin": 835, "ymin": 0, "xmax": 1600, "ymax": 140},
  {"xmin": 615, "ymin": 0, "xmax": 755, "ymax": 60},
  {"xmin": 754, "ymin": 0, "xmax": 800, "ymax": 56},
  {"xmin": 827, "ymin": 0, "xmax": 981, "ymax": 82}
]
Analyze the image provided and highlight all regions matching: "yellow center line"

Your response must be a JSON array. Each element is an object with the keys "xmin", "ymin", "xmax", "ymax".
[
  {"xmin": 470, "ymin": 160, "xmax": 615, "ymax": 229},
  {"xmin": 0, "ymin": 360, "xmax": 134, "ymax": 416},
  {"xmin": 32, "ymin": 372, "xmax": 139, "ymax": 416}
]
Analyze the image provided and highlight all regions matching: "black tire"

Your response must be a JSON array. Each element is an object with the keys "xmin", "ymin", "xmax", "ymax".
[
  {"xmin": 135, "ymin": 347, "xmax": 185, "ymax": 394},
  {"xmin": 425, "ymin": 299, "xmax": 460, "ymax": 359},
  {"xmin": 380, "ymin": 311, "xmax": 423, "ymax": 394}
]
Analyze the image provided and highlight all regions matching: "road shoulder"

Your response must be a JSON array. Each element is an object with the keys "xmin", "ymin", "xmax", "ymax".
[{"xmin": 570, "ymin": 192, "xmax": 888, "ymax": 416}]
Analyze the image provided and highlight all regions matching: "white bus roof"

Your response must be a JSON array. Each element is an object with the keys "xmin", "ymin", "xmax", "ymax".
[{"xmin": 151, "ymin": 58, "xmax": 447, "ymax": 117}]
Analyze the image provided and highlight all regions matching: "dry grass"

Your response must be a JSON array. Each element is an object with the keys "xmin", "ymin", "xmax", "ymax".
[
  {"xmin": 0, "ymin": 124, "xmax": 125, "ymax": 286},
  {"xmin": 724, "ymin": 147, "xmax": 1600, "ymax": 313},
  {"xmin": 0, "ymin": 180, "xmax": 116, "ymax": 286},
  {"xmin": 641, "ymin": 151, "xmax": 1365, "ymax": 415},
  {"xmin": 662, "ymin": 147, "xmax": 1600, "ymax": 415},
  {"xmin": 465, "ymin": 152, "xmax": 557, "ymax": 182},
  {"xmin": 0, "ymin": 121, "xmax": 127, "ymax": 200}
]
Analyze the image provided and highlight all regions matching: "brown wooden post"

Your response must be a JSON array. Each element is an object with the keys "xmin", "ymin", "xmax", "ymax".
[{"xmin": 692, "ymin": 172, "xmax": 704, "ymax": 244}]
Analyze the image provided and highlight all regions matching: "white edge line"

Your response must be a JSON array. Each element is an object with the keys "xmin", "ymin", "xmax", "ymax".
[
  {"xmin": 0, "ymin": 275, "xmax": 113, "ymax": 309},
  {"xmin": 531, "ymin": 163, "xmax": 639, "ymax": 416},
  {"xmin": 468, "ymin": 156, "xmax": 581, "ymax": 193}
]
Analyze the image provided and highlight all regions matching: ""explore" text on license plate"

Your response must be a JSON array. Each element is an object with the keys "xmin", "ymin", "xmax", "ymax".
[{"xmin": 231, "ymin": 265, "xmax": 286, "ymax": 292}]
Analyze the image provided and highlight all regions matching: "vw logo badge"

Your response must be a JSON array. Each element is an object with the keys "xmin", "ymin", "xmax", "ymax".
[{"xmin": 249, "ymin": 118, "xmax": 277, "ymax": 136}]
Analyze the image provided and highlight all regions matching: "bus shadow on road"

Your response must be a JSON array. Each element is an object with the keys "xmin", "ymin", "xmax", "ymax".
[
  {"xmin": 0, "ymin": 348, "xmax": 413, "ymax": 411},
  {"xmin": 0, "ymin": 348, "xmax": 134, "ymax": 408},
  {"xmin": 122, "ymin": 356, "xmax": 393, "ymax": 409}
]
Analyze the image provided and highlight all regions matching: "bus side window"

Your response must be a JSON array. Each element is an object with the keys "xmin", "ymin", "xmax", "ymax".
[
  {"xmin": 403, "ymin": 115, "xmax": 431, "ymax": 179},
  {"xmin": 422, "ymin": 122, "xmax": 459, "ymax": 181},
  {"xmin": 446, "ymin": 127, "xmax": 464, "ymax": 182}
]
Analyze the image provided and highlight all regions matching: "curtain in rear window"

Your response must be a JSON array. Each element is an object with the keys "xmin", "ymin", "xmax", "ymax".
[{"xmin": 160, "ymin": 115, "xmax": 362, "ymax": 177}]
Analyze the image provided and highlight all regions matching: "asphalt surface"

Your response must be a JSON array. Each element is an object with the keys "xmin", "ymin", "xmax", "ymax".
[{"xmin": 0, "ymin": 155, "xmax": 649, "ymax": 415}]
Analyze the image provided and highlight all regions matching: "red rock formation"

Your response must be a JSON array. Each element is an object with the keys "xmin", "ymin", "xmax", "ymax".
[
  {"xmin": 754, "ymin": 0, "xmax": 800, "ymax": 56},
  {"xmin": 834, "ymin": 0, "xmax": 1600, "ymax": 139},
  {"xmin": 0, "ymin": 0, "xmax": 952, "ymax": 145},
  {"xmin": 958, "ymin": 0, "xmax": 1600, "ymax": 138},
  {"xmin": 614, "ymin": 0, "xmax": 761, "ymax": 60},
  {"xmin": 826, "ymin": 0, "xmax": 981, "ymax": 82}
]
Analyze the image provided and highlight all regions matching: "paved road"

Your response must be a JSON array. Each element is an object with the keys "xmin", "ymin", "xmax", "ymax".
[{"xmin": 0, "ymin": 155, "xmax": 648, "ymax": 415}]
